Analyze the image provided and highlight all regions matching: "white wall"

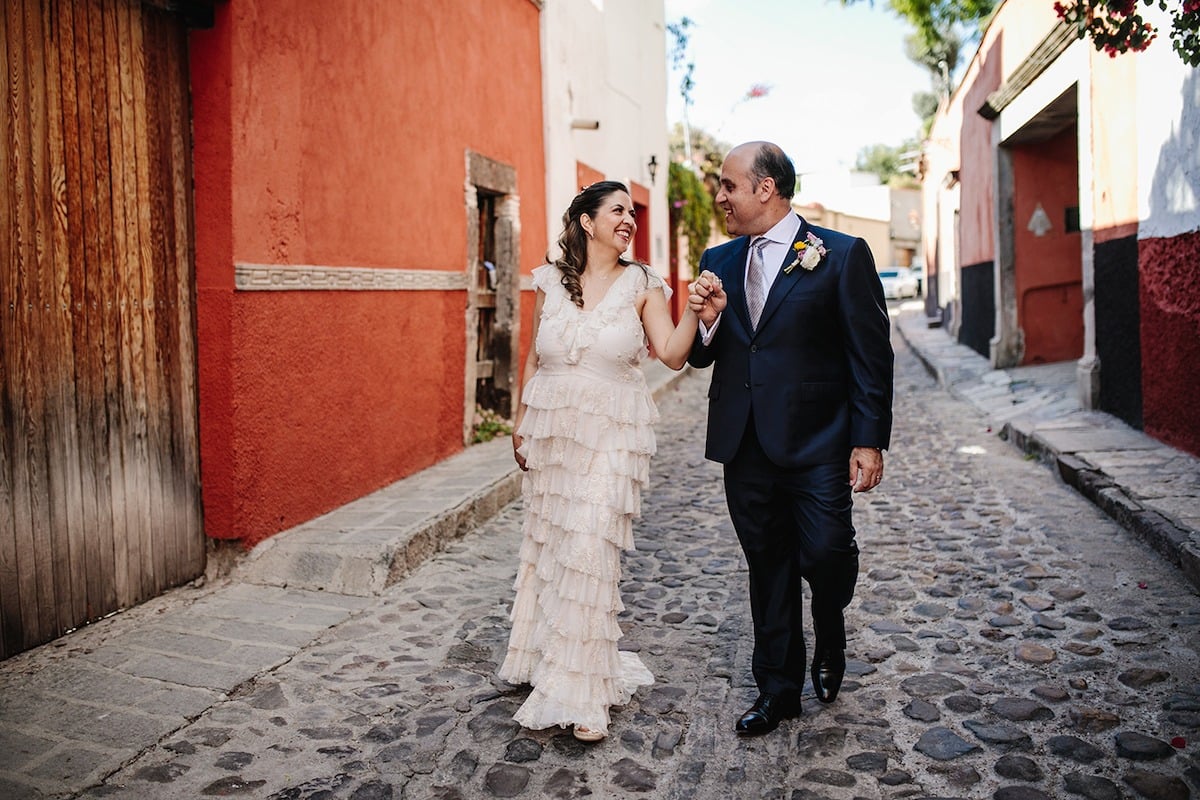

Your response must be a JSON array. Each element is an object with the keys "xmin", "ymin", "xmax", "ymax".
[
  {"xmin": 540, "ymin": 0, "xmax": 670, "ymax": 270},
  {"xmin": 1136, "ymin": 4, "xmax": 1200, "ymax": 240}
]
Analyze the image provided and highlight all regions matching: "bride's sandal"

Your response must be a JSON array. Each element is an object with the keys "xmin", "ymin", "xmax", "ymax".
[{"xmin": 573, "ymin": 726, "xmax": 606, "ymax": 742}]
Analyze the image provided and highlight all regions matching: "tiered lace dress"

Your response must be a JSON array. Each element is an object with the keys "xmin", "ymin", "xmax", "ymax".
[{"xmin": 498, "ymin": 263, "xmax": 669, "ymax": 735}]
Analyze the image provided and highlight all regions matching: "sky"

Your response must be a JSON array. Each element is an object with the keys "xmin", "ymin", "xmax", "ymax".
[{"xmin": 663, "ymin": 0, "xmax": 933, "ymax": 175}]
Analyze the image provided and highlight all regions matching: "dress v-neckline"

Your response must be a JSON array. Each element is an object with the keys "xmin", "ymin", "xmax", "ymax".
[{"xmin": 579, "ymin": 265, "xmax": 628, "ymax": 313}]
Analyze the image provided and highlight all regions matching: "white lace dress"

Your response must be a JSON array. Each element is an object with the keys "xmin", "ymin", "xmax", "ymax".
[{"xmin": 498, "ymin": 263, "xmax": 669, "ymax": 735}]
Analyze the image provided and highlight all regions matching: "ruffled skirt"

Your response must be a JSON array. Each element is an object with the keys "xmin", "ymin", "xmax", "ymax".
[{"xmin": 497, "ymin": 371, "xmax": 657, "ymax": 734}]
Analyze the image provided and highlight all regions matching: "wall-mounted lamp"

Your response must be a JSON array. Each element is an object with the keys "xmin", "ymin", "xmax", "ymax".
[
  {"xmin": 647, "ymin": 155, "xmax": 658, "ymax": 185},
  {"xmin": 570, "ymin": 119, "xmax": 600, "ymax": 130}
]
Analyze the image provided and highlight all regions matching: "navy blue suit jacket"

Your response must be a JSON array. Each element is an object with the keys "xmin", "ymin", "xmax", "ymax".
[{"xmin": 687, "ymin": 215, "xmax": 893, "ymax": 467}]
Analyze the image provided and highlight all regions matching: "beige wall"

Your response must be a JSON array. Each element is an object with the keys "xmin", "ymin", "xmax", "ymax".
[{"xmin": 797, "ymin": 205, "xmax": 892, "ymax": 268}]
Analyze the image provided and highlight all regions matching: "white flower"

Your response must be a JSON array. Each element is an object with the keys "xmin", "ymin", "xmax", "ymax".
[
  {"xmin": 800, "ymin": 245, "xmax": 822, "ymax": 270},
  {"xmin": 783, "ymin": 232, "xmax": 827, "ymax": 274}
]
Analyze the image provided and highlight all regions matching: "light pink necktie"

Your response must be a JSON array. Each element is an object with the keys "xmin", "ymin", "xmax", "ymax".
[{"xmin": 746, "ymin": 236, "xmax": 770, "ymax": 330}]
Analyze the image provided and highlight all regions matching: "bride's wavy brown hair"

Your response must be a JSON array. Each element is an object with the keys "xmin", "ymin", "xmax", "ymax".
[{"xmin": 550, "ymin": 180, "xmax": 645, "ymax": 308}]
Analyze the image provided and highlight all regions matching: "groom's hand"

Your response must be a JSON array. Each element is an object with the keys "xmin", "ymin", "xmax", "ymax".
[{"xmin": 849, "ymin": 447, "xmax": 883, "ymax": 493}]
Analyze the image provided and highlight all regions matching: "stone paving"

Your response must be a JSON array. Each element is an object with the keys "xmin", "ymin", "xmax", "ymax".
[
  {"xmin": 895, "ymin": 306, "xmax": 1200, "ymax": 591},
  {"xmin": 2, "ymin": 317, "xmax": 1199, "ymax": 799}
]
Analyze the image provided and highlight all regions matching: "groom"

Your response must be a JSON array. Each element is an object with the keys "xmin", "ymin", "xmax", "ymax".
[{"xmin": 688, "ymin": 141, "xmax": 893, "ymax": 735}]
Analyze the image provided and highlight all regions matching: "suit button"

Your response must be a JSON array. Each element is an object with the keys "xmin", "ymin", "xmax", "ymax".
[
  {"xmin": 750, "ymin": 344, "xmax": 758, "ymax": 353},
  {"xmin": 744, "ymin": 382, "xmax": 750, "ymax": 389}
]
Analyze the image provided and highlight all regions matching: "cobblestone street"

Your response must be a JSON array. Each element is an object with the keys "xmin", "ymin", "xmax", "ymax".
[{"xmin": 11, "ymin": 328, "xmax": 1200, "ymax": 800}]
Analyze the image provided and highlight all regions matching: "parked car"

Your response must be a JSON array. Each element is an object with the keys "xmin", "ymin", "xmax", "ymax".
[
  {"xmin": 908, "ymin": 264, "xmax": 925, "ymax": 295},
  {"xmin": 878, "ymin": 267, "xmax": 919, "ymax": 299}
]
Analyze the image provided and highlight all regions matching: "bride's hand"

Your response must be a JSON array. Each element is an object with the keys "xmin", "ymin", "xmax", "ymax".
[{"xmin": 512, "ymin": 433, "xmax": 528, "ymax": 471}]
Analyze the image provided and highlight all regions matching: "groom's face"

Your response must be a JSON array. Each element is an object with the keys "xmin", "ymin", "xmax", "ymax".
[{"xmin": 716, "ymin": 149, "xmax": 769, "ymax": 237}]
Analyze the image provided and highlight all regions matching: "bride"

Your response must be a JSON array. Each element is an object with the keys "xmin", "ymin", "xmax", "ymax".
[{"xmin": 497, "ymin": 181, "xmax": 704, "ymax": 742}]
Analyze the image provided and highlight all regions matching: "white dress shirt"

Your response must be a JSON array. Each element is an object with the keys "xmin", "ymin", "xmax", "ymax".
[{"xmin": 699, "ymin": 213, "xmax": 801, "ymax": 344}]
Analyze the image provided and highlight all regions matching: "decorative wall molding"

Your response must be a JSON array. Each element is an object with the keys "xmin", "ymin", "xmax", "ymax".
[
  {"xmin": 978, "ymin": 23, "xmax": 1076, "ymax": 120},
  {"xmin": 235, "ymin": 264, "xmax": 468, "ymax": 292}
]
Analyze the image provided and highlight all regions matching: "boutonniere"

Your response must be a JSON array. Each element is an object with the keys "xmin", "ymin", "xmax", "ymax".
[{"xmin": 784, "ymin": 232, "xmax": 827, "ymax": 274}]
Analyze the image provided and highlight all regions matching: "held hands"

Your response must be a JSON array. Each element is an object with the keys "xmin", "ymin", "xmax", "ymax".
[
  {"xmin": 688, "ymin": 271, "xmax": 727, "ymax": 326},
  {"xmin": 849, "ymin": 447, "xmax": 883, "ymax": 493}
]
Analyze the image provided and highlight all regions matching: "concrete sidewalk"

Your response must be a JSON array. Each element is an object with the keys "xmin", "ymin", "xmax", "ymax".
[{"xmin": 895, "ymin": 302, "xmax": 1200, "ymax": 593}]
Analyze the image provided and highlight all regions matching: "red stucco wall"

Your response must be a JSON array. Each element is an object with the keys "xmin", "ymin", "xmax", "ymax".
[
  {"xmin": 1141, "ymin": 230, "xmax": 1200, "ymax": 457},
  {"xmin": 190, "ymin": 1, "xmax": 547, "ymax": 545},
  {"xmin": 1011, "ymin": 125, "xmax": 1083, "ymax": 364},
  {"xmin": 957, "ymin": 35, "xmax": 1002, "ymax": 267}
]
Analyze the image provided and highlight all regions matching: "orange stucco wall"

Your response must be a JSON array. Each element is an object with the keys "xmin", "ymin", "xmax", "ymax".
[
  {"xmin": 190, "ymin": 1, "xmax": 546, "ymax": 545},
  {"xmin": 576, "ymin": 162, "xmax": 605, "ymax": 193},
  {"xmin": 1011, "ymin": 125, "xmax": 1083, "ymax": 364}
]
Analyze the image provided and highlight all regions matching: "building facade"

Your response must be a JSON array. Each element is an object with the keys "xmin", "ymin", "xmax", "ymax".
[
  {"xmin": 537, "ymin": 0, "xmax": 670, "ymax": 320},
  {"xmin": 191, "ymin": 0, "xmax": 550, "ymax": 551},
  {"xmin": 921, "ymin": 0, "xmax": 1200, "ymax": 456},
  {"xmin": 1, "ymin": 0, "xmax": 672, "ymax": 659}
]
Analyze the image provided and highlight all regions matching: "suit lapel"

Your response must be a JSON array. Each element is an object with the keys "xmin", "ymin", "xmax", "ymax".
[{"xmin": 723, "ymin": 237, "xmax": 754, "ymax": 335}]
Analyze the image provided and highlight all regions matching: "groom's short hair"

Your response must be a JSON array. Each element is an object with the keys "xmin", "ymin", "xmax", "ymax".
[{"xmin": 750, "ymin": 143, "xmax": 796, "ymax": 200}]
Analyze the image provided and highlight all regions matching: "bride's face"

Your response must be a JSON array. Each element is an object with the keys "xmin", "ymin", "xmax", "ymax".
[{"xmin": 584, "ymin": 191, "xmax": 636, "ymax": 254}]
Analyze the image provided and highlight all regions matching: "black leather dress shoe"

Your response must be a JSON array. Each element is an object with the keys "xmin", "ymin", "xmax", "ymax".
[
  {"xmin": 811, "ymin": 650, "xmax": 847, "ymax": 703},
  {"xmin": 735, "ymin": 693, "xmax": 801, "ymax": 735}
]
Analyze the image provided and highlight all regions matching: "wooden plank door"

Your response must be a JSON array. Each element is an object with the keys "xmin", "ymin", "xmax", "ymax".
[{"xmin": 1, "ymin": 0, "xmax": 203, "ymax": 660}]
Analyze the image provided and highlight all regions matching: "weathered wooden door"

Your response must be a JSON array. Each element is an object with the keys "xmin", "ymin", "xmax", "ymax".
[{"xmin": 1, "ymin": 0, "xmax": 203, "ymax": 660}]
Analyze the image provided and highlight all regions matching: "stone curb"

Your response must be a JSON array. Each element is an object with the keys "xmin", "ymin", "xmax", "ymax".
[
  {"xmin": 231, "ymin": 362, "xmax": 694, "ymax": 596},
  {"xmin": 897, "ymin": 310, "xmax": 1200, "ymax": 594},
  {"xmin": 1003, "ymin": 421, "xmax": 1200, "ymax": 592},
  {"xmin": 233, "ymin": 453, "xmax": 525, "ymax": 596}
]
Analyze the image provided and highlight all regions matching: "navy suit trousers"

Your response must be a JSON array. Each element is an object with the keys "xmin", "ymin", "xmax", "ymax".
[{"xmin": 723, "ymin": 417, "xmax": 860, "ymax": 699}]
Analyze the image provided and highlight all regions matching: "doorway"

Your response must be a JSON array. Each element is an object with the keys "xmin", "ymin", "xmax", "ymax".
[{"xmin": 463, "ymin": 152, "xmax": 521, "ymax": 443}]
